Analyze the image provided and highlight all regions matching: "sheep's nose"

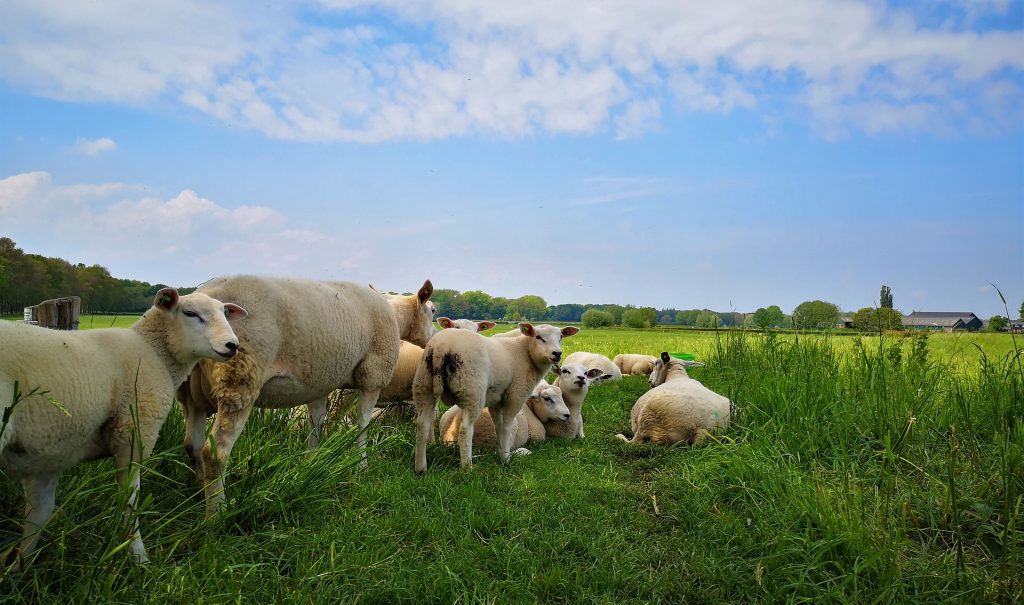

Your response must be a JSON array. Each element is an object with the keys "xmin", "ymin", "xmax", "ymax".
[
  {"xmin": 552, "ymin": 351, "xmax": 562, "ymax": 361},
  {"xmin": 561, "ymin": 413, "xmax": 570, "ymax": 421},
  {"xmin": 225, "ymin": 341, "xmax": 238, "ymax": 352}
]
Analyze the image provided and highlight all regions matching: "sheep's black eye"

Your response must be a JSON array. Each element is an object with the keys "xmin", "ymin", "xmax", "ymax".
[
  {"xmin": 536, "ymin": 335, "xmax": 545, "ymax": 342},
  {"xmin": 544, "ymin": 397, "xmax": 552, "ymax": 402},
  {"xmin": 183, "ymin": 310, "xmax": 205, "ymax": 323}
]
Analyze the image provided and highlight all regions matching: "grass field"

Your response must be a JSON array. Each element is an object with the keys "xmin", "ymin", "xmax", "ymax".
[{"xmin": 1, "ymin": 326, "xmax": 1021, "ymax": 603}]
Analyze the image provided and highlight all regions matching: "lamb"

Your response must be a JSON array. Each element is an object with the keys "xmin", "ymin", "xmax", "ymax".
[
  {"xmin": 616, "ymin": 352, "xmax": 726, "ymax": 446},
  {"xmin": 437, "ymin": 317, "xmax": 497, "ymax": 333},
  {"xmin": 412, "ymin": 322, "xmax": 579, "ymax": 473},
  {"xmin": 1, "ymin": 289, "xmax": 245, "ymax": 566},
  {"xmin": 437, "ymin": 382, "xmax": 569, "ymax": 452},
  {"xmin": 540, "ymin": 363, "xmax": 604, "ymax": 439},
  {"xmin": 563, "ymin": 351, "xmax": 621, "ymax": 383},
  {"xmin": 176, "ymin": 276, "xmax": 435, "ymax": 516},
  {"xmin": 613, "ymin": 353, "xmax": 658, "ymax": 376}
]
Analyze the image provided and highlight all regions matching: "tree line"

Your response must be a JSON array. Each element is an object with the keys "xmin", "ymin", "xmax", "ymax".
[{"xmin": 0, "ymin": 237, "xmax": 192, "ymax": 315}]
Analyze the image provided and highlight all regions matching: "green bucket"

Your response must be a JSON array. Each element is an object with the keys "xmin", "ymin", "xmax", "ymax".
[{"xmin": 668, "ymin": 352, "xmax": 697, "ymax": 361}]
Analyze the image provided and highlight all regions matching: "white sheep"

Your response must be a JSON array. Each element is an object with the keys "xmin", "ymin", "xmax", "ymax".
[
  {"xmin": 613, "ymin": 353, "xmax": 658, "ymax": 376},
  {"xmin": 616, "ymin": 352, "xmax": 727, "ymax": 446},
  {"xmin": 177, "ymin": 276, "xmax": 435, "ymax": 516},
  {"xmin": 563, "ymin": 351, "xmax": 621, "ymax": 383},
  {"xmin": 540, "ymin": 363, "xmax": 604, "ymax": 439},
  {"xmin": 437, "ymin": 383, "xmax": 569, "ymax": 452},
  {"xmin": 1, "ymin": 289, "xmax": 246, "ymax": 566},
  {"xmin": 412, "ymin": 322, "xmax": 579, "ymax": 473},
  {"xmin": 437, "ymin": 317, "xmax": 497, "ymax": 333}
]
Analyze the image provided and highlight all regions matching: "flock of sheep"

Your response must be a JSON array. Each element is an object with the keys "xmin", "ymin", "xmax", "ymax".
[{"xmin": 0, "ymin": 274, "xmax": 731, "ymax": 569}]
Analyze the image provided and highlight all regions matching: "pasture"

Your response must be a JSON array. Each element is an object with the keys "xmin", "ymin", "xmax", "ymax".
[{"xmin": 1, "ymin": 324, "xmax": 1021, "ymax": 603}]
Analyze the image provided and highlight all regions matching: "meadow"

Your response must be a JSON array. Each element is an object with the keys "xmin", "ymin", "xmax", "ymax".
[{"xmin": 0, "ymin": 324, "xmax": 1021, "ymax": 603}]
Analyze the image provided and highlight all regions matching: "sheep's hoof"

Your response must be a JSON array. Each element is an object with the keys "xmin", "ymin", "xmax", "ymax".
[{"xmin": 512, "ymin": 448, "xmax": 532, "ymax": 457}]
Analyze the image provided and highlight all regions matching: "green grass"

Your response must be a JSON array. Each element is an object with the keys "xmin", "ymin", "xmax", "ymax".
[{"xmin": 1, "ymin": 329, "xmax": 1021, "ymax": 603}]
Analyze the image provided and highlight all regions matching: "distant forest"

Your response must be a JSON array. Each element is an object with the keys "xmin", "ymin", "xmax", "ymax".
[{"xmin": 0, "ymin": 237, "xmax": 745, "ymax": 326}]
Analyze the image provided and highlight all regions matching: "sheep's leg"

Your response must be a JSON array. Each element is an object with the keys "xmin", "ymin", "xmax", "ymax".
[
  {"xmin": 113, "ymin": 453, "xmax": 149, "ymax": 564},
  {"xmin": 496, "ymin": 404, "xmax": 520, "ymax": 464},
  {"xmin": 182, "ymin": 399, "xmax": 209, "ymax": 482},
  {"xmin": 353, "ymin": 388, "xmax": 381, "ymax": 467},
  {"xmin": 201, "ymin": 400, "xmax": 255, "ymax": 518},
  {"xmin": 458, "ymin": 404, "xmax": 483, "ymax": 469},
  {"xmin": 18, "ymin": 473, "xmax": 59, "ymax": 566},
  {"xmin": 306, "ymin": 397, "xmax": 328, "ymax": 450},
  {"xmin": 413, "ymin": 399, "xmax": 436, "ymax": 475}
]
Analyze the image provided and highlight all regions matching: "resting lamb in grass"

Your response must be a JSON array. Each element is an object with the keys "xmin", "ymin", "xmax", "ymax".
[
  {"xmin": 412, "ymin": 322, "xmax": 579, "ymax": 473},
  {"xmin": 437, "ymin": 383, "xmax": 569, "ymax": 452},
  {"xmin": 563, "ymin": 351, "xmax": 621, "ymax": 383},
  {"xmin": 613, "ymin": 354, "xmax": 658, "ymax": 376},
  {"xmin": 437, "ymin": 317, "xmax": 496, "ymax": 333},
  {"xmin": 540, "ymin": 363, "xmax": 604, "ymax": 439},
  {"xmin": 176, "ymin": 276, "xmax": 435, "ymax": 516},
  {"xmin": 1, "ymin": 289, "xmax": 245, "ymax": 566},
  {"xmin": 616, "ymin": 352, "xmax": 726, "ymax": 446}
]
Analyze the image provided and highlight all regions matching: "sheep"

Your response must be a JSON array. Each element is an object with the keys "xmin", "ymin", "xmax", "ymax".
[
  {"xmin": 616, "ymin": 352, "xmax": 726, "ymax": 446},
  {"xmin": 563, "ymin": 351, "xmax": 621, "ymax": 383},
  {"xmin": 437, "ymin": 317, "xmax": 497, "ymax": 333},
  {"xmin": 176, "ymin": 276, "xmax": 435, "ymax": 517},
  {"xmin": 613, "ymin": 353, "xmax": 658, "ymax": 376},
  {"xmin": 540, "ymin": 363, "xmax": 604, "ymax": 439},
  {"xmin": 412, "ymin": 322, "xmax": 579, "ymax": 473},
  {"xmin": 437, "ymin": 383, "xmax": 569, "ymax": 452},
  {"xmin": 1, "ymin": 288, "xmax": 246, "ymax": 566}
]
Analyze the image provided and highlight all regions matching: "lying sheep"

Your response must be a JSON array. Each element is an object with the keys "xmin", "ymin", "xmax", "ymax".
[
  {"xmin": 540, "ymin": 363, "xmax": 604, "ymax": 439},
  {"xmin": 616, "ymin": 352, "xmax": 726, "ymax": 446},
  {"xmin": 412, "ymin": 322, "xmax": 579, "ymax": 473},
  {"xmin": 177, "ymin": 276, "xmax": 435, "ymax": 516},
  {"xmin": 437, "ymin": 317, "xmax": 497, "ymax": 333},
  {"xmin": 437, "ymin": 383, "xmax": 569, "ymax": 452},
  {"xmin": 563, "ymin": 351, "xmax": 621, "ymax": 383},
  {"xmin": 1, "ymin": 289, "xmax": 245, "ymax": 566},
  {"xmin": 613, "ymin": 353, "xmax": 658, "ymax": 376}
]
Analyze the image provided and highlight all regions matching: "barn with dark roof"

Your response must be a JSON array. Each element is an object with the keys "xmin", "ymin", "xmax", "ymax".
[{"xmin": 902, "ymin": 311, "xmax": 982, "ymax": 332}]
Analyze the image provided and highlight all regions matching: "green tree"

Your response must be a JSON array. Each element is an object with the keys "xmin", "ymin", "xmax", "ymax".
[
  {"xmin": 581, "ymin": 309, "xmax": 614, "ymax": 328},
  {"xmin": 514, "ymin": 295, "xmax": 547, "ymax": 320},
  {"xmin": 461, "ymin": 290, "xmax": 493, "ymax": 318},
  {"xmin": 622, "ymin": 308, "xmax": 651, "ymax": 328},
  {"xmin": 751, "ymin": 305, "xmax": 786, "ymax": 329},
  {"xmin": 880, "ymin": 285, "xmax": 893, "ymax": 309},
  {"xmin": 792, "ymin": 300, "xmax": 840, "ymax": 330},
  {"xmin": 851, "ymin": 307, "xmax": 904, "ymax": 332},
  {"xmin": 1019, "ymin": 300, "xmax": 1024, "ymax": 320},
  {"xmin": 988, "ymin": 315, "xmax": 1008, "ymax": 332},
  {"xmin": 695, "ymin": 311, "xmax": 719, "ymax": 328}
]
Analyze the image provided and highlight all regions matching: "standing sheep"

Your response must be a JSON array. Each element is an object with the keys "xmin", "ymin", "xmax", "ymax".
[
  {"xmin": 613, "ymin": 353, "xmax": 658, "ymax": 376},
  {"xmin": 563, "ymin": 351, "xmax": 621, "ymax": 383},
  {"xmin": 412, "ymin": 323, "xmax": 579, "ymax": 473},
  {"xmin": 616, "ymin": 352, "xmax": 726, "ymax": 446},
  {"xmin": 177, "ymin": 276, "xmax": 435, "ymax": 516},
  {"xmin": 541, "ymin": 363, "xmax": 604, "ymax": 439},
  {"xmin": 1, "ymin": 289, "xmax": 246, "ymax": 566},
  {"xmin": 437, "ymin": 383, "xmax": 570, "ymax": 452}
]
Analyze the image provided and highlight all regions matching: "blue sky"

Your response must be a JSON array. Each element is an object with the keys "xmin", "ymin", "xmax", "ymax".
[{"xmin": 1, "ymin": 0, "xmax": 1022, "ymax": 318}]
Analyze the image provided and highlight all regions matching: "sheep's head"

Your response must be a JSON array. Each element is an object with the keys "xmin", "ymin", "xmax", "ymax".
[
  {"xmin": 437, "ymin": 317, "xmax": 497, "ymax": 332},
  {"xmin": 388, "ymin": 279, "xmax": 436, "ymax": 347},
  {"xmin": 554, "ymin": 363, "xmax": 602, "ymax": 392},
  {"xmin": 519, "ymin": 323, "xmax": 579, "ymax": 368},
  {"xmin": 156, "ymin": 288, "xmax": 246, "ymax": 362},
  {"xmin": 648, "ymin": 351, "xmax": 705, "ymax": 388},
  {"xmin": 528, "ymin": 384, "xmax": 570, "ymax": 423}
]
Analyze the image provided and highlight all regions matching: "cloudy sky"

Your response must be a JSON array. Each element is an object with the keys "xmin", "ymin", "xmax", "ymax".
[{"xmin": 1, "ymin": 0, "xmax": 1022, "ymax": 317}]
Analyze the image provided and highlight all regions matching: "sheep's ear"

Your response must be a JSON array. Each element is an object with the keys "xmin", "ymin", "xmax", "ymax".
[
  {"xmin": 601, "ymin": 373, "xmax": 614, "ymax": 382},
  {"xmin": 553, "ymin": 363, "xmax": 562, "ymax": 374},
  {"xmin": 519, "ymin": 322, "xmax": 535, "ymax": 337},
  {"xmin": 417, "ymin": 280, "xmax": 433, "ymax": 303},
  {"xmin": 437, "ymin": 317, "xmax": 454, "ymax": 329},
  {"xmin": 561, "ymin": 326, "xmax": 580, "ymax": 337},
  {"xmin": 660, "ymin": 351, "xmax": 671, "ymax": 363},
  {"xmin": 478, "ymin": 321, "xmax": 496, "ymax": 331},
  {"xmin": 368, "ymin": 283, "xmax": 381, "ymax": 293},
  {"xmin": 223, "ymin": 303, "xmax": 247, "ymax": 322},
  {"xmin": 155, "ymin": 288, "xmax": 179, "ymax": 310},
  {"xmin": 586, "ymin": 368, "xmax": 604, "ymax": 380}
]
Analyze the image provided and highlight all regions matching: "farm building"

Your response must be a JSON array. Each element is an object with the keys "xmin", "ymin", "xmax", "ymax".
[
  {"xmin": 24, "ymin": 295, "xmax": 81, "ymax": 330},
  {"xmin": 902, "ymin": 311, "xmax": 982, "ymax": 332}
]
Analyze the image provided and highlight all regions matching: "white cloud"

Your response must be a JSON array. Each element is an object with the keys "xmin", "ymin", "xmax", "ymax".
[
  {"xmin": 0, "ymin": 1, "xmax": 1021, "ymax": 141},
  {"xmin": 71, "ymin": 137, "xmax": 117, "ymax": 156}
]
